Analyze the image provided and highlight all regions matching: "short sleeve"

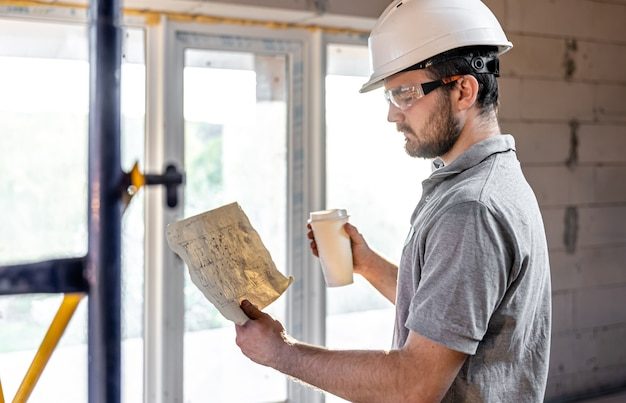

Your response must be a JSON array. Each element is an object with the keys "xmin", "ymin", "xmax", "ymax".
[{"xmin": 405, "ymin": 201, "xmax": 512, "ymax": 355}]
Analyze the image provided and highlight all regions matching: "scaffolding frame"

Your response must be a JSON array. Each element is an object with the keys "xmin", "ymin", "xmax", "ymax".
[{"xmin": 0, "ymin": 0, "xmax": 124, "ymax": 401}]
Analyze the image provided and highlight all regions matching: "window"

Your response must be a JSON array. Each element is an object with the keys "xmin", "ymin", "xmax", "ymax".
[
  {"xmin": 0, "ymin": 19, "xmax": 145, "ymax": 403},
  {"xmin": 324, "ymin": 43, "xmax": 431, "ymax": 402},
  {"xmin": 181, "ymin": 42, "xmax": 292, "ymax": 402}
]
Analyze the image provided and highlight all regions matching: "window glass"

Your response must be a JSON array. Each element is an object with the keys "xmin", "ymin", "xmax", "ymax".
[
  {"xmin": 120, "ymin": 27, "xmax": 146, "ymax": 403},
  {"xmin": 324, "ymin": 43, "xmax": 431, "ymax": 402},
  {"xmin": 183, "ymin": 47, "xmax": 288, "ymax": 403},
  {"xmin": 0, "ymin": 19, "xmax": 145, "ymax": 403}
]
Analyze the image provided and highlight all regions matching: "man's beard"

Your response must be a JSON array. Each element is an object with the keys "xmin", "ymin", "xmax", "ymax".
[{"xmin": 400, "ymin": 92, "xmax": 461, "ymax": 159}]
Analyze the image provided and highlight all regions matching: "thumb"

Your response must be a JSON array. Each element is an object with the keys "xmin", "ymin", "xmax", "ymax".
[{"xmin": 240, "ymin": 299, "xmax": 264, "ymax": 320}]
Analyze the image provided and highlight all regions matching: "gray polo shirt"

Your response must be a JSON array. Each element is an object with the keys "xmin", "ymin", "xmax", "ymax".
[{"xmin": 393, "ymin": 135, "xmax": 551, "ymax": 402}]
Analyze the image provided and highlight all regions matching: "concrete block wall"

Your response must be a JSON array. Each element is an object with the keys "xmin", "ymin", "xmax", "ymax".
[{"xmin": 484, "ymin": 0, "xmax": 626, "ymax": 400}]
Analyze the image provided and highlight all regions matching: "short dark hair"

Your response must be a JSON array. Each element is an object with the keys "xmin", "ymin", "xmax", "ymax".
[{"xmin": 408, "ymin": 46, "xmax": 501, "ymax": 115}]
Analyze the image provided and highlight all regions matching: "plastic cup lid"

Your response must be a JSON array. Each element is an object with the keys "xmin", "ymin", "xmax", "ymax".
[{"xmin": 308, "ymin": 209, "xmax": 349, "ymax": 222}]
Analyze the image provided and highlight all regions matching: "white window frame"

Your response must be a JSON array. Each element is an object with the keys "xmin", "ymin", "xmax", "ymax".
[{"xmin": 145, "ymin": 19, "xmax": 326, "ymax": 403}]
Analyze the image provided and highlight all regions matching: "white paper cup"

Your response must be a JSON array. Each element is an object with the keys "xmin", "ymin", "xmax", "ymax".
[{"xmin": 309, "ymin": 209, "xmax": 354, "ymax": 287}]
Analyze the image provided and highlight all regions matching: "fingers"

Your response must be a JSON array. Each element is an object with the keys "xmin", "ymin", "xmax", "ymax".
[
  {"xmin": 240, "ymin": 300, "xmax": 264, "ymax": 320},
  {"xmin": 306, "ymin": 223, "xmax": 319, "ymax": 257},
  {"xmin": 309, "ymin": 240, "xmax": 318, "ymax": 257},
  {"xmin": 308, "ymin": 222, "xmax": 362, "ymax": 257},
  {"xmin": 306, "ymin": 224, "xmax": 316, "ymax": 242},
  {"xmin": 343, "ymin": 222, "xmax": 358, "ymax": 234},
  {"xmin": 343, "ymin": 223, "xmax": 364, "ymax": 245}
]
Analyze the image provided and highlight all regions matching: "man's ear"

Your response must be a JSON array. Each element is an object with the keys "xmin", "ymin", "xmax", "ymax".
[{"xmin": 453, "ymin": 75, "xmax": 479, "ymax": 111}]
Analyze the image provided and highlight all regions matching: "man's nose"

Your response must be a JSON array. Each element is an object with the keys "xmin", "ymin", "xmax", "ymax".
[{"xmin": 387, "ymin": 102, "xmax": 404, "ymax": 123}]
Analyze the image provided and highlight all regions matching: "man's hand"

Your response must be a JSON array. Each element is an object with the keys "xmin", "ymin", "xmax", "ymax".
[
  {"xmin": 307, "ymin": 222, "xmax": 398, "ymax": 303},
  {"xmin": 235, "ymin": 300, "xmax": 289, "ymax": 367},
  {"xmin": 342, "ymin": 223, "xmax": 381, "ymax": 277},
  {"xmin": 307, "ymin": 222, "xmax": 376, "ymax": 276}
]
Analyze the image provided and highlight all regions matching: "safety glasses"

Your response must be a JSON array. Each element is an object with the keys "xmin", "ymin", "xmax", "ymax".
[{"xmin": 384, "ymin": 75, "xmax": 463, "ymax": 111}]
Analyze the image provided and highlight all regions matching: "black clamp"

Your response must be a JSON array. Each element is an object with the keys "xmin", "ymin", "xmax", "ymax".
[
  {"xmin": 123, "ymin": 162, "xmax": 185, "ymax": 208},
  {"xmin": 466, "ymin": 55, "xmax": 500, "ymax": 77}
]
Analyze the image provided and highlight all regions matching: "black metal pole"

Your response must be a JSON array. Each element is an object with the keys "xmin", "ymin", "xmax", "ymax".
[
  {"xmin": 0, "ymin": 258, "xmax": 87, "ymax": 295},
  {"xmin": 87, "ymin": 0, "xmax": 122, "ymax": 402}
]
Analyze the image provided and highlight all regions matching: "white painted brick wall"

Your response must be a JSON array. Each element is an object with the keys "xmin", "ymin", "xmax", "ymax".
[
  {"xmin": 505, "ymin": 0, "xmax": 626, "ymax": 42},
  {"xmin": 502, "ymin": 34, "xmax": 565, "ymax": 79},
  {"xmin": 594, "ymin": 83, "xmax": 626, "ymax": 122},
  {"xmin": 506, "ymin": 0, "xmax": 595, "ymax": 39},
  {"xmin": 578, "ymin": 124, "xmax": 626, "ymax": 163},
  {"xmin": 501, "ymin": 35, "xmax": 626, "ymax": 84},
  {"xmin": 502, "ymin": 79, "xmax": 592, "ymax": 121},
  {"xmin": 550, "ymin": 324, "xmax": 626, "ymax": 377},
  {"xmin": 550, "ymin": 246, "xmax": 626, "ymax": 292},
  {"xmin": 552, "ymin": 291, "xmax": 576, "ymax": 333},
  {"xmin": 550, "ymin": 325, "xmax": 626, "ymax": 376},
  {"xmin": 575, "ymin": 285, "xmax": 626, "ymax": 328},
  {"xmin": 548, "ymin": 366, "xmax": 626, "ymax": 399},
  {"xmin": 503, "ymin": 122, "xmax": 570, "ymax": 164},
  {"xmin": 524, "ymin": 166, "xmax": 626, "ymax": 206},
  {"xmin": 491, "ymin": 0, "xmax": 626, "ymax": 399},
  {"xmin": 578, "ymin": 206, "xmax": 626, "ymax": 246},
  {"xmin": 499, "ymin": 78, "xmax": 623, "ymax": 122},
  {"xmin": 574, "ymin": 41, "xmax": 626, "ymax": 83},
  {"xmin": 542, "ymin": 206, "xmax": 626, "ymax": 250}
]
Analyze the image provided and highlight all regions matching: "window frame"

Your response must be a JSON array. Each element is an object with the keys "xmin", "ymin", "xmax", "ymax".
[{"xmin": 149, "ymin": 20, "xmax": 325, "ymax": 403}]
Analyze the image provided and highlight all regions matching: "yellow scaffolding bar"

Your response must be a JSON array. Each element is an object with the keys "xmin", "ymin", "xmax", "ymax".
[{"xmin": 12, "ymin": 293, "xmax": 84, "ymax": 403}]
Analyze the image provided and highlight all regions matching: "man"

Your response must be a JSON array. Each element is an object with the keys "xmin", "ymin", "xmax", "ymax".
[{"xmin": 235, "ymin": 0, "xmax": 552, "ymax": 401}]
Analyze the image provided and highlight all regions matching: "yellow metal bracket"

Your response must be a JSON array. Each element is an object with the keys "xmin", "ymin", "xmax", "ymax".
[
  {"xmin": 129, "ymin": 161, "xmax": 146, "ymax": 191},
  {"xmin": 121, "ymin": 161, "xmax": 145, "ymax": 210},
  {"xmin": 11, "ymin": 293, "xmax": 84, "ymax": 403}
]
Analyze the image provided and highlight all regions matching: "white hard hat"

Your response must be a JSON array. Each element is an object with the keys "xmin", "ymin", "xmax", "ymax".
[{"xmin": 360, "ymin": 0, "xmax": 513, "ymax": 93}]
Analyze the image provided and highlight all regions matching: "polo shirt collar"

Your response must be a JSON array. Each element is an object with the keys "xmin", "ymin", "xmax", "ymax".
[
  {"xmin": 428, "ymin": 134, "xmax": 516, "ymax": 181},
  {"xmin": 431, "ymin": 157, "xmax": 446, "ymax": 171}
]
